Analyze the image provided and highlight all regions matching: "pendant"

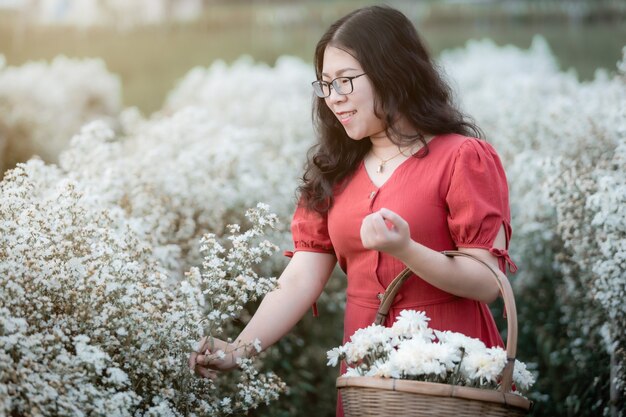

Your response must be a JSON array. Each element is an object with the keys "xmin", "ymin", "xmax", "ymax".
[{"xmin": 377, "ymin": 162, "xmax": 385, "ymax": 174}]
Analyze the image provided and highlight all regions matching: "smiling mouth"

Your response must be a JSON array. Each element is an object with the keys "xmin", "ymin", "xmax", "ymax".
[{"xmin": 337, "ymin": 111, "xmax": 356, "ymax": 122}]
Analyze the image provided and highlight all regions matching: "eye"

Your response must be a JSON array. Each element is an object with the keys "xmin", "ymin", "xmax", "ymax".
[{"xmin": 337, "ymin": 78, "xmax": 351, "ymax": 85}]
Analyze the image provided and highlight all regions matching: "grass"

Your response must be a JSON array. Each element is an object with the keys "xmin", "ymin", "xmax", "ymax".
[{"xmin": 0, "ymin": 1, "xmax": 624, "ymax": 114}]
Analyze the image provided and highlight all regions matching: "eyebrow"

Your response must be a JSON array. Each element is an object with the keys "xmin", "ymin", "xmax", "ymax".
[{"xmin": 321, "ymin": 67, "xmax": 359, "ymax": 78}]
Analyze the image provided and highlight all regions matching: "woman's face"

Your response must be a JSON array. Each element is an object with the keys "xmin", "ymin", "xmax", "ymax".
[{"xmin": 322, "ymin": 46, "xmax": 386, "ymax": 140}]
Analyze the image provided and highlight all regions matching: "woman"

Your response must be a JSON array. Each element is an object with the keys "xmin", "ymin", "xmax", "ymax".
[{"xmin": 190, "ymin": 5, "xmax": 517, "ymax": 416}]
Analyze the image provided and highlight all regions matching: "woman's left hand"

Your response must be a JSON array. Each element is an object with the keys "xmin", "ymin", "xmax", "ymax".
[{"xmin": 360, "ymin": 208, "xmax": 411, "ymax": 256}]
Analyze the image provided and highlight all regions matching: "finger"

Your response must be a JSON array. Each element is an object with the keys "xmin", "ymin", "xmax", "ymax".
[
  {"xmin": 378, "ymin": 207, "xmax": 401, "ymax": 223},
  {"xmin": 369, "ymin": 212, "xmax": 391, "ymax": 237},
  {"xmin": 360, "ymin": 215, "xmax": 375, "ymax": 244},
  {"xmin": 361, "ymin": 216, "xmax": 384, "ymax": 246},
  {"xmin": 195, "ymin": 354, "xmax": 211, "ymax": 367},
  {"xmin": 188, "ymin": 352, "xmax": 198, "ymax": 370},
  {"xmin": 195, "ymin": 365, "xmax": 218, "ymax": 379},
  {"xmin": 361, "ymin": 212, "xmax": 392, "ymax": 247},
  {"xmin": 197, "ymin": 336, "xmax": 211, "ymax": 353},
  {"xmin": 190, "ymin": 336, "xmax": 212, "ymax": 370},
  {"xmin": 361, "ymin": 212, "xmax": 381, "ymax": 233},
  {"xmin": 379, "ymin": 208, "xmax": 407, "ymax": 230},
  {"xmin": 197, "ymin": 351, "xmax": 226, "ymax": 367}
]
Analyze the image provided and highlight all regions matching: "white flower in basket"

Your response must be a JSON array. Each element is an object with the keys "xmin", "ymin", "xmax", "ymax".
[{"xmin": 328, "ymin": 310, "xmax": 535, "ymax": 392}]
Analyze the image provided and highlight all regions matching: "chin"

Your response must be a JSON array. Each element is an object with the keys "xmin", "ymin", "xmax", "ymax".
[{"xmin": 344, "ymin": 129, "xmax": 367, "ymax": 141}]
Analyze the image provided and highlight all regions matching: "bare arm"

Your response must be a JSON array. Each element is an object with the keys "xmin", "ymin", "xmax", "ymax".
[
  {"xmin": 361, "ymin": 208, "xmax": 505, "ymax": 304},
  {"xmin": 234, "ymin": 251, "xmax": 336, "ymax": 349},
  {"xmin": 191, "ymin": 251, "xmax": 336, "ymax": 373}
]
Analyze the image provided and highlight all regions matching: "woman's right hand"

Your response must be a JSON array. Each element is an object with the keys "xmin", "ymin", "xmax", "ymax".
[{"xmin": 188, "ymin": 336, "xmax": 239, "ymax": 378}]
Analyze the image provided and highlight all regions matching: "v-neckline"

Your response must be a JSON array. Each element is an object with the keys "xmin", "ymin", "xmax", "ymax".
[
  {"xmin": 361, "ymin": 153, "xmax": 414, "ymax": 190},
  {"xmin": 362, "ymin": 134, "xmax": 441, "ymax": 190}
]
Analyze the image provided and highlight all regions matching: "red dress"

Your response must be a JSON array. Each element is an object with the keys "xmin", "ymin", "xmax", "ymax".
[{"xmin": 289, "ymin": 134, "xmax": 517, "ymax": 417}]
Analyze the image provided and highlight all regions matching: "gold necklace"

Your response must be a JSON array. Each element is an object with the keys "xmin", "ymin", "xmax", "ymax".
[{"xmin": 370, "ymin": 148, "xmax": 404, "ymax": 174}]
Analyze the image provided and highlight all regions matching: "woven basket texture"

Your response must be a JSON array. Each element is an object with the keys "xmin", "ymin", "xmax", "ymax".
[{"xmin": 341, "ymin": 386, "xmax": 528, "ymax": 417}]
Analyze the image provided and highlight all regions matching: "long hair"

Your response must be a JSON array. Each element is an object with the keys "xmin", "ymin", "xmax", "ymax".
[{"xmin": 299, "ymin": 5, "xmax": 482, "ymax": 213}]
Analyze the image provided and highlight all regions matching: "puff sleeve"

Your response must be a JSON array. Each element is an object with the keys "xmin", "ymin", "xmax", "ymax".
[
  {"xmin": 445, "ymin": 139, "xmax": 517, "ymax": 273},
  {"xmin": 285, "ymin": 202, "xmax": 334, "ymax": 258}
]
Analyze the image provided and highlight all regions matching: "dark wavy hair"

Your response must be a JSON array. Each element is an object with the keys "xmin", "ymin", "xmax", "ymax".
[{"xmin": 298, "ymin": 5, "xmax": 483, "ymax": 213}]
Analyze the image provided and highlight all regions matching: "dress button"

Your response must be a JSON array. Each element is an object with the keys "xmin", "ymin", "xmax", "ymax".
[{"xmin": 369, "ymin": 191, "xmax": 376, "ymax": 199}]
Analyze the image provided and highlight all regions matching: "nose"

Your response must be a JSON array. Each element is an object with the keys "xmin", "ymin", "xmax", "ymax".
[{"xmin": 325, "ymin": 87, "xmax": 347, "ymax": 105}]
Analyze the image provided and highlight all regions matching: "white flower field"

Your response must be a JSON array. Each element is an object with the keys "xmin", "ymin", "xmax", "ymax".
[{"xmin": 0, "ymin": 38, "xmax": 624, "ymax": 416}]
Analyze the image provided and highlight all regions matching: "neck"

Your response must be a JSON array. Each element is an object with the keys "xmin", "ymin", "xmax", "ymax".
[
  {"xmin": 369, "ymin": 135, "xmax": 400, "ymax": 158},
  {"xmin": 371, "ymin": 131, "xmax": 435, "ymax": 149}
]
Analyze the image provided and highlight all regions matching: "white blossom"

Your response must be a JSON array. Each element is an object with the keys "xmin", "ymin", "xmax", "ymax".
[
  {"xmin": 461, "ymin": 347, "xmax": 507, "ymax": 386},
  {"xmin": 328, "ymin": 310, "xmax": 533, "ymax": 393},
  {"xmin": 326, "ymin": 346, "xmax": 345, "ymax": 367},
  {"xmin": 0, "ymin": 55, "xmax": 121, "ymax": 172},
  {"xmin": 513, "ymin": 359, "xmax": 536, "ymax": 391},
  {"xmin": 391, "ymin": 309, "xmax": 432, "ymax": 340}
]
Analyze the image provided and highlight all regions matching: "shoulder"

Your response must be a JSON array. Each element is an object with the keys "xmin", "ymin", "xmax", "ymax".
[
  {"xmin": 428, "ymin": 134, "xmax": 508, "ymax": 195},
  {"xmin": 432, "ymin": 134, "xmax": 503, "ymax": 168},
  {"xmin": 427, "ymin": 133, "xmax": 499, "ymax": 165},
  {"xmin": 434, "ymin": 133, "xmax": 498, "ymax": 155}
]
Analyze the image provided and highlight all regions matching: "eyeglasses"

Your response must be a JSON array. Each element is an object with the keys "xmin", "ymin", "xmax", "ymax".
[{"xmin": 311, "ymin": 74, "xmax": 366, "ymax": 98}]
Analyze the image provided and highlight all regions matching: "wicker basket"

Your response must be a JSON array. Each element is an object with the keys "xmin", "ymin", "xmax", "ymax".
[{"xmin": 337, "ymin": 250, "xmax": 533, "ymax": 417}]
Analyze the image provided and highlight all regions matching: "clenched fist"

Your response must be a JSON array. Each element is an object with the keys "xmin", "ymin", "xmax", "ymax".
[{"xmin": 360, "ymin": 208, "xmax": 411, "ymax": 257}]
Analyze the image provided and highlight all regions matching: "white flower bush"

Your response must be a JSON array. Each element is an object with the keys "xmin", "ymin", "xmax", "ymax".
[
  {"xmin": 441, "ymin": 39, "xmax": 626, "ymax": 414},
  {"xmin": 21, "ymin": 0, "xmax": 203, "ymax": 29},
  {"xmin": 440, "ymin": 37, "xmax": 581, "ymax": 289},
  {"xmin": 0, "ymin": 159, "xmax": 187, "ymax": 415},
  {"xmin": 0, "ymin": 56, "xmax": 321, "ymax": 416},
  {"xmin": 0, "ymin": 54, "xmax": 121, "ymax": 174},
  {"xmin": 54, "ymin": 57, "xmax": 316, "ymax": 279},
  {"xmin": 162, "ymin": 55, "xmax": 315, "ymax": 229},
  {"xmin": 184, "ymin": 204, "xmax": 287, "ymax": 415},
  {"xmin": 440, "ymin": 38, "xmax": 625, "ymax": 288},
  {"xmin": 327, "ymin": 310, "xmax": 535, "ymax": 393},
  {"xmin": 548, "ymin": 126, "xmax": 626, "ymax": 410},
  {"xmin": 0, "ymin": 159, "xmax": 285, "ymax": 415},
  {"xmin": 191, "ymin": 203, "xmax": 281, "ymax": 337},
  {"xmin": 0, "ymin": 56, "xmax": 315, "ymax": 416}
]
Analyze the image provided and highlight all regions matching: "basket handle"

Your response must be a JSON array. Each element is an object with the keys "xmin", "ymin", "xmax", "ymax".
[{"xmin": 373, "ymin": 250, "xmax": 517, "ymax": 394}]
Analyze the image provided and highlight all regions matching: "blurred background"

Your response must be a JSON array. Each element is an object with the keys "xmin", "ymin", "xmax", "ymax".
[
  {"xmin": 1, "ymin": 2, "xmax": 624, "ymax": 417},
  {"xmin": 1, "ymin": 0, "xmax": 624, "ymax": 115}
]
